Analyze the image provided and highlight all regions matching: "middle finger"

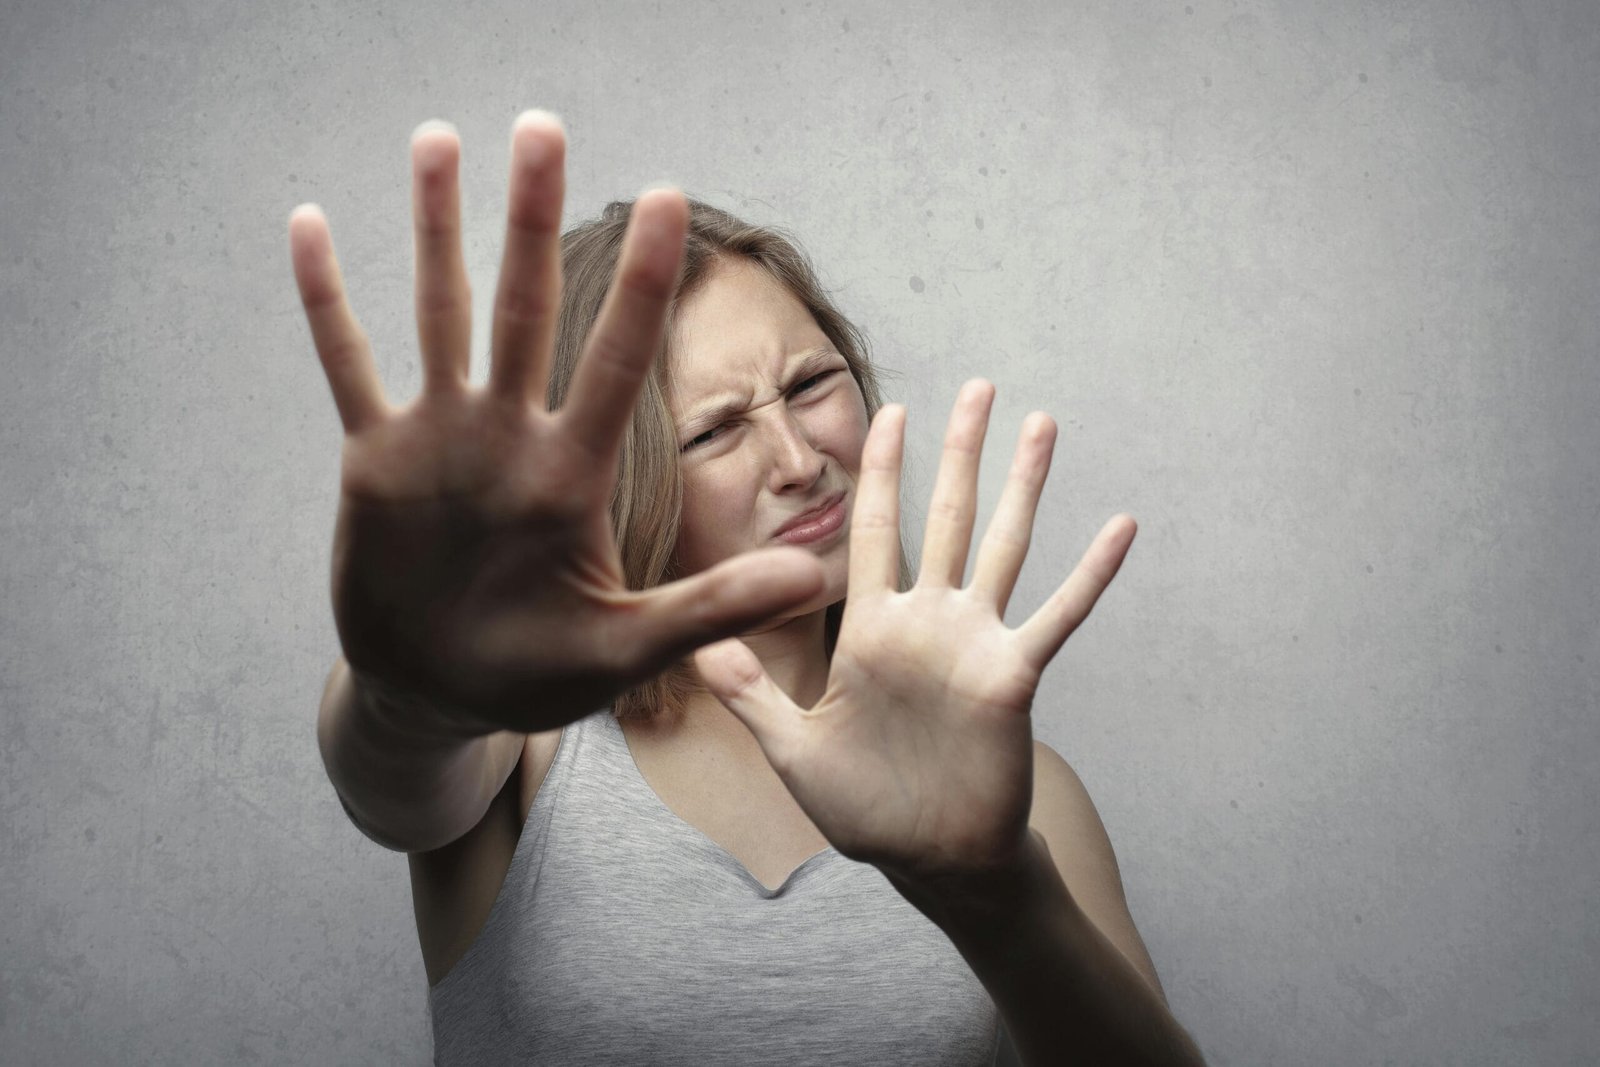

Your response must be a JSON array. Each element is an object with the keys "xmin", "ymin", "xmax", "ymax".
[
  {"xmin": 969, "ymin": 412, "xmax": 1058, "ymax": 615},
  {"xmin": 918, "ymin": 379, "xmax": 995, "ymax": 588},
  {"xmin": 489, "ymin": 110, "xmax": 567, "ymax": 408},
  {"xmin": 411, "ymin": 120, "xmax": 473, "ymax": 394}
]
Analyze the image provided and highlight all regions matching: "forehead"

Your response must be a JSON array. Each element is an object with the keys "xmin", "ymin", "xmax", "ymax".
[{"xmin": 667, "ymin": 258, "xmax": 831, "ymax": 398}]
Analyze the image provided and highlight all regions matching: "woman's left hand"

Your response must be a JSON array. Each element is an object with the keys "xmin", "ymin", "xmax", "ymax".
[{"xmin": 693, "ymin": 380, "xmax": 1137, "ymax": 892}]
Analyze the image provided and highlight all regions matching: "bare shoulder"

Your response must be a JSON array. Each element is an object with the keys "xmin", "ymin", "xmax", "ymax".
[
  {"xmin": 1029, "ymin": 739, "xmax": 1167, "ymax": 1002},
  {"xmin": 408, "ymin": 724, "xmax": 566, "ymax": 988}
]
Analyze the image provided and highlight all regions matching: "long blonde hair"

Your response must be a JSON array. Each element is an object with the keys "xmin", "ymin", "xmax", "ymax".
[{"xmin": 548, "ymin": 197, "xmax": 914, "ymax": 723}]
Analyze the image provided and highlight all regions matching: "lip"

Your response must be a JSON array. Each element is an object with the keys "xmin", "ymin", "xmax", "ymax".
[{"xmin": 773, "ymin": 492, "xmax": 847, "ymax": 543}]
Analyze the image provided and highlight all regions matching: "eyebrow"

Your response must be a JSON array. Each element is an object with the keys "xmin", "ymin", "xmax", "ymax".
[{"xmin": 677, "ymin": 346, "xmax": 841, "ymax": 435}]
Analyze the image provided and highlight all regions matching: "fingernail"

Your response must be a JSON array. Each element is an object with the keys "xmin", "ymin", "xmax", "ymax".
[
  {"xmin": 412, "ymin": 119, "xmax": 458, "ymax": 141},
  {"xmin": 514, "ymin": 109, "xmax": 565, "ymax": 136}
]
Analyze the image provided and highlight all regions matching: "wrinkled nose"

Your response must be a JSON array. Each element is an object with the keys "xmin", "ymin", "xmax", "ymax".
[{"xmin": 766, "ymin": 409, "xmax": 825, "ymax": 493}]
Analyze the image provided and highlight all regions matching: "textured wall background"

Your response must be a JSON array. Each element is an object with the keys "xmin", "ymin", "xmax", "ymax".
[{"xmin": 2, "ymin": 0, "xmax": 1596, "ymax": 1063}]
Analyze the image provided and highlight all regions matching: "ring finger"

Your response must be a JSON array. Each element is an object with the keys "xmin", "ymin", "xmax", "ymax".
[
  {"xmin": 968, "ymin": 412, "xmax": 1057, "ymax": 615},
  {"xmin": 918, "ymin": 379, "xmax": 994, "ymax": 588}
]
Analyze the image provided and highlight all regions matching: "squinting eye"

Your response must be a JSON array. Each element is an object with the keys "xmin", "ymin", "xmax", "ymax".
[
  {"xmin": 792, "ymin": 371, "xmax": 833, "ymax": 394},
  {"xmin": 681, "ymin": 372, "xmax": 837, "ymax": 453},
  {"xmin": 683, "ymin": 426, "xmax": 723, "ymax": 451}
]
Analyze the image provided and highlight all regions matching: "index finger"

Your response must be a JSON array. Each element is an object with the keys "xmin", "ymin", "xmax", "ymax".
[
  {"xmin": 847, "ymin": 404, "xmax": 907, "ymax": 600},
  {"xmin": 556, "ymin": 189, "xmax": 688, "ymax": 467}
]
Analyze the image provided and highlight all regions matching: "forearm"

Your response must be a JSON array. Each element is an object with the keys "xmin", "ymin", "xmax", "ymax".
[
  {"xmin": 316, "ymin": 658, "xmax": 503, "ymax": 853},
  {"xmin": 887, "ymin": 831, "xmax": 1206, "ymax": 1067}
]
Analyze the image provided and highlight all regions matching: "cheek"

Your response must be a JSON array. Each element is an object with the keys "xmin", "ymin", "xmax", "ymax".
[
  {"xmin": 821, "ymin": 390, "xmax": 871, "ymax": 468},
  {"xmin": 674, "ymin": 470, "xmax": 752, "ymax": 569}
]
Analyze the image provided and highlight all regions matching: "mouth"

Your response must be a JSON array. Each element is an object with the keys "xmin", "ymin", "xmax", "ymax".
[{"xmin": 773, "ymin": 492, "xmax": 847, "ymax": 544}]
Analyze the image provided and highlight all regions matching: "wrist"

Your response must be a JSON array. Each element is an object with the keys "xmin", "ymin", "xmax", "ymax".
[{"xmin": 882, "ymin": 828, "xmax": 1053, "ymax": 928}]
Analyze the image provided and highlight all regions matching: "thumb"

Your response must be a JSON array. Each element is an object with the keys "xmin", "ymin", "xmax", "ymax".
[
  {"xmin": 639, "ymin": 546, "xmax": 826, "ymax": 668},
  {"xmin": 692, "ymin": 637, "xmax": 800, "ymax": 763}
]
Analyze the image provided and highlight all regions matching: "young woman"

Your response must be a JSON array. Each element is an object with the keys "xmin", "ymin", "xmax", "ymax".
[{"xmin": 293, "ymin": 111, "xmax": 1205, "ymax": 1066}]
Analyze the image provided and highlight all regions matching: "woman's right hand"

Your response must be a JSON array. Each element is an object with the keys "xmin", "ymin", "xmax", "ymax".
[{"xmin": 288, "ymin": 112, "xmax": 827, "ymax": 735}]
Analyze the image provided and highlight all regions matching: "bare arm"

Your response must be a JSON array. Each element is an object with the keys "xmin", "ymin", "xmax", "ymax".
[{"xmin": 316, "ymin": 656, "xmax": 525, "ymax": 854}]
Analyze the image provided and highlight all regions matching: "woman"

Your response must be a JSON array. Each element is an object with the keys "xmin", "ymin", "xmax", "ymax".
[{"xmin": 294, "ymin": 111, "xmax": 1205, "ymax": 1065}]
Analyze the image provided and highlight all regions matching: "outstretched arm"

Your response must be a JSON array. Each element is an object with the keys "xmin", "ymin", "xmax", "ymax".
[{"xmin": 693, "ymin": 381, "xmax": 1203, "ymax": 1064}]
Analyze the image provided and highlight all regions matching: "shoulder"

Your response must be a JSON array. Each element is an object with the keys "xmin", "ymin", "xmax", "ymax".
[
  {"xmin": 1028, "ymin": 740, "xmax": 1120, "ymax": 884},
  {"xmin": 1029, "ymin": 740, "xmax": 1097, "ymax": 829},
  {"xmin": 1028, "ymin": 738, "xmax": 1168, "ymax": 1001},
  {"xmin": 407, "ymin": 723, "xmax": 567, "ymax": 987}
]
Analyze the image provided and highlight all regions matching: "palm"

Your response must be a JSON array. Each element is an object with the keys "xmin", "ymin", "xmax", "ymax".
[
  {"xmin": 330, "ymin": 396, "xmax": 634, "ymax": 725},
  {"xmin": 785, "ymin": 589, "xmax": 1038, "ymax": 880}
]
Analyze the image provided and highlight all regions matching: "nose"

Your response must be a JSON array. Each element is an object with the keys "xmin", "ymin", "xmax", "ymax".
[{"xmin": 762, "ymin": 406, "xmax": 825, "ymax": 494}]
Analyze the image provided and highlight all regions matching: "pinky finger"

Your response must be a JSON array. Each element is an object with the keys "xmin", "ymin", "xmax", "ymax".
[{"xmin": 288, "ymin": 204, "xmax": 389, "ymax": 434}]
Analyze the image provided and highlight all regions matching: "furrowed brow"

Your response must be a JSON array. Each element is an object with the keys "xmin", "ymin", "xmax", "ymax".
[{"xmin": 678, "ymin": 346, "xmax": 839, "ymax": 432}]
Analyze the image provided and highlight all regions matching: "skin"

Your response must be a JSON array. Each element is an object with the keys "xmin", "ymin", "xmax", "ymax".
[
  {"xmin": 295, "ymin": 104, "xmax": 1139, "ymax": 890},
  {"xmin": 691, "ymin": 373, "xmax": 1141, "ymax": 886},
  {"xmin": 293, "ymin": 111, "xmax": 1187, "ymax": 1054},
  {"xmin": 665, "ymin": 256, "xmax": 1144, "ymax": 889},
  {"xmin": 663, "ymin": 257, "xmax": 869, "ymax": 739},
  {"xmin": 290, "ymin": 112, "xmax": 837, "ymax": 742}
]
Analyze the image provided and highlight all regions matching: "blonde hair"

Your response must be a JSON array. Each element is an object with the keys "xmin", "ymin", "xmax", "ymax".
[{"xmin": 548, "ymin": 196, "xmax": 914, "ymax": 723}]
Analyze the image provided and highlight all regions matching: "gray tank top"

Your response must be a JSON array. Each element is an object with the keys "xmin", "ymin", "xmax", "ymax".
[{"xmin": 428, "ymin": 706, "xmax": 1002, "ymax": 1065}]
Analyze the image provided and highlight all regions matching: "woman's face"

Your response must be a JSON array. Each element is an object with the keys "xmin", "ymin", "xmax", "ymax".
[{"xmin": 666, "ymin": 257, "xmax": 869, "ymax": 614}]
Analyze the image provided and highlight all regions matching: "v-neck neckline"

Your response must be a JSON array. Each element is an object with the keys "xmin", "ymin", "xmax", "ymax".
[{"xmin": 603, "ymin": 711, "xmax": 838, "ymax": 897}]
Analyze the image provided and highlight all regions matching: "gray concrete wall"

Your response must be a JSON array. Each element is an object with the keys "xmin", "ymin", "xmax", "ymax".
[{"xmin": 2, "ymin": 0, "xmax": 1595, "ymax": 1063}]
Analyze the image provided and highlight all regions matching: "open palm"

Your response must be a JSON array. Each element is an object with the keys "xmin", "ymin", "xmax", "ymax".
[{"xmin": 693, "ymin": 379, "xmax": 1138, "ymax": 888}]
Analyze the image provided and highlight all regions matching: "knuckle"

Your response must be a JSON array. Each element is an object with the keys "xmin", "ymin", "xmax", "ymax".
[
  {"xmin": 416, "ymin": 221, "xmax": 457, "ymax": 243},
  {"xmin": 506, "ymin": 200, "xmax": 561, "ymax": 239},
  {"xmin": 417, "ymin": 283, "xmax": 469, "ymax": 317},
  {"xmin": 942, "ymin": 432, "xmax": 979, "ymax": 453},
  {"xmin": 982, "ymin": 527, "xmax": 1027, "ymax": 551},
  {"xmin": 617, "ymin": 259, "xmax": 673, "ymax": 303},
  {"xmin": 495, "ymin": 285, "xmax": 556, "ymax": 327},
  {"xmin": 322, "ymin": 333, "xmax": 368, "ymax": 369},
  {"xmin": 585, "ymin": 330, "xmax": 640, "ymax": 377},
  {"xmin": 300, "ymin": 283, "xmax": 341, "ymax": 313},
  {"xmin": 415, "ymin": 203, "xmax": 459, "ymax": 236}
]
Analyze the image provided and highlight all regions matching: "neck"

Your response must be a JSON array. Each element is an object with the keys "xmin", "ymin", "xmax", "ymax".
[{"xmin": 675, "ymin": 602, "xmax": 835, "ymax": 743}]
